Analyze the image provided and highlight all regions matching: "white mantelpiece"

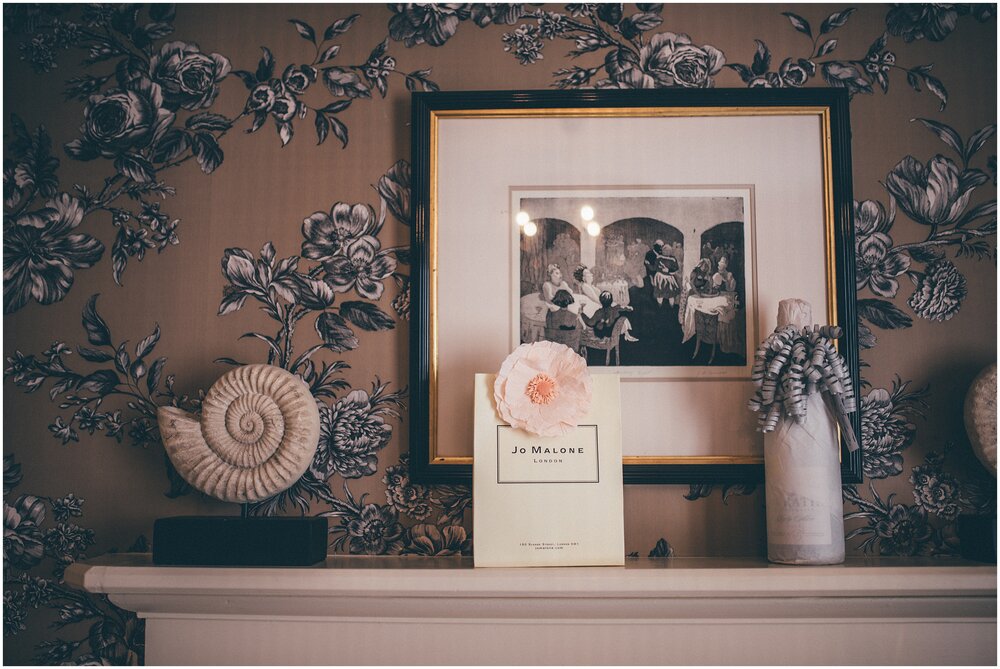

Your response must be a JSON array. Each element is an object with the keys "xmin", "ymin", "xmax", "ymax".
[{"xmin": 66, "ymin": 555, "xmax": 996, "ymax": 666}]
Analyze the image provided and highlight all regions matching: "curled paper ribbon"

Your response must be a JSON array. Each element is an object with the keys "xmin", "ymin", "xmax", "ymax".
[
  {"xmin": 748, "ymin": 324, "xmax": 859, "ymax": 451},
  {"xmin": 493, "ymin": 341, "xmax": 592, "ymax": 437}
]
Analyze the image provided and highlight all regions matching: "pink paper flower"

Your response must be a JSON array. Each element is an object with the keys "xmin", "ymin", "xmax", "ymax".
[{"xmin": 493, "ymin": 341, "xmax": 592, "ymax": 436}]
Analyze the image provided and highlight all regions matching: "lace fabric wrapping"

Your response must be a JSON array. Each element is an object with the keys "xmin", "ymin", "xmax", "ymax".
[{"xmin": 764, "ymin": 390, "xmax": 846, "ymax": 564}]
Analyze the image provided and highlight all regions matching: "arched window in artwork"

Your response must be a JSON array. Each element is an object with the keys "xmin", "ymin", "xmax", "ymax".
[
  {"xmin": 695, "ymin": 220, "xmax": 747, "ymax": 362},
  {"xmin": 600, "ymin": 217, "xmax": 683, "ymax": 288},
  {"xmin": 700, "ymin": 221, "xmax": 744, "ymax": 299},
  {"xmin": 519, "ymin": 218, "xmax": 580, "ymax": 297}
]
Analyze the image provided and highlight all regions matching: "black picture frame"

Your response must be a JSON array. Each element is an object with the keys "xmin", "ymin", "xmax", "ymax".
[{"xmin": 409, "ymin": 88, "xmax": 859, "ymax": 485}]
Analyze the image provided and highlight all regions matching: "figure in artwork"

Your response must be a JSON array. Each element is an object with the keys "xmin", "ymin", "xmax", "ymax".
[
  {"xmin": 582, "ymin": 290, "xmax": 637, "ymax": 341},
  {"xmin": 644, "ymin": 239, "xmax": 681, "ymax": 306},
  {"xmin": 543, "ymin": 288, "xmax": 582, "ymax": 351},
  {"xmin": 540, "ymin": 263, "xmax": 572, "ymax": 310}
]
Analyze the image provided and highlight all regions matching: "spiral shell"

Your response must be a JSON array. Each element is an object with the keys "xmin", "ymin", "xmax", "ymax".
[{"xmin": 157, "ymin": 364, "xmax": 321, "ymax": 503}]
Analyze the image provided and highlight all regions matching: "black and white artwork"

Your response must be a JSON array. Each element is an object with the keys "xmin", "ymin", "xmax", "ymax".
[{"xmin": 516, "ymin": 188, "xmax": 755, "ymax": 374}]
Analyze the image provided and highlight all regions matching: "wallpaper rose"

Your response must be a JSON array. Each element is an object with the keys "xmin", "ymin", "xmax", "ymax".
[{"xmin": 3, "ymin": 3, "xmax": 996, "ymax": 664}]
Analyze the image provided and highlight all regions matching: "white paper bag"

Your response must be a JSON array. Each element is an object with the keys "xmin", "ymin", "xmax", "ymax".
[{"xmin": 473, "ymin": 373, "xmax": 624, "ymax": 567}]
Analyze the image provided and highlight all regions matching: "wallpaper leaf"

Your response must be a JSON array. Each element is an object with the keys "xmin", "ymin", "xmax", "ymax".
[
  {"xmin": 781, "ymin": 11, "xmax": 812, "ymax": 37},
  {"xmin": 819, "ymin": 7, "xmax": 857, "ymax": 34},
  {"xmin": 81, "ymin": 295, "xmax": 113, "ymax": 346},
  {"xmin": 288, "ymin": 19, "xmax": 317, "ymax": 45},
  {"xmin": 857, "ymin": 299, "xmax": 913, "ymax": 330},
  {"xmin": 324, "ymin": 14, "xmax": 360, "ymax": 41},
  {"xmin": 340, "ymin": 301, "xmax": 397, "ymax": 332}
]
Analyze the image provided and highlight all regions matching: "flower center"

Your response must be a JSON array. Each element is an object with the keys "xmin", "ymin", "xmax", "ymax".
[
  {"xmin": 525, "ymin": 373, "xmax": 558, "ymax": 405},
  {"xmin": 92, "ymin": 100, "xmax": 127, "ymax": 137},
  {"xmin": 180, "ymin": 64, "xmax": 211, "ymax": 92},
  {"xmin": 21, "ymin": 231, "xmax": 50, "ymax": 263}
]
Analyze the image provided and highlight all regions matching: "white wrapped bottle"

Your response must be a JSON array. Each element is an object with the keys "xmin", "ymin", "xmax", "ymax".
[{"xmin": 763, "ymin": 299, "xmax": 845, "ymax": 565}]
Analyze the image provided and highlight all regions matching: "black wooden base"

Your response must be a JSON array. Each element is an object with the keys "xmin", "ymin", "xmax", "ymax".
[
  {"xmin": 956, "ymin": 515, "xmax": 997, "ymax": 563},
  {"xmin": 153, "ymin": 516, "xmax": 329, "ymax": 566}
]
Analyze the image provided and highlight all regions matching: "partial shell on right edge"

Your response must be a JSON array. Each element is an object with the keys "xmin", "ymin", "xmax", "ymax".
[{"xmin": 964, "ymin": 363, "xmax": 997, "ymax": 477}]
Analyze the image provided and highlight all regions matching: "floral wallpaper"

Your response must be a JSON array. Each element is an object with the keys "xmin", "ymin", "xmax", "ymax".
[{"xmin": 3, "ymin": 3, "xmax": 996, "ymax": 664}]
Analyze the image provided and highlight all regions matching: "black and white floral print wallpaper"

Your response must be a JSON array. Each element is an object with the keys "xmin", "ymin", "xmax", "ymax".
[{"xmin": 3, "ymin": 3, "xmax": 996, "ymax": 664}]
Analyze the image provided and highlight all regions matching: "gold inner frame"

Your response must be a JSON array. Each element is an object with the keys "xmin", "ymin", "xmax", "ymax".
[{"xmin": 427, "ymin": 106, "xmax": 838, "ymax": 467}]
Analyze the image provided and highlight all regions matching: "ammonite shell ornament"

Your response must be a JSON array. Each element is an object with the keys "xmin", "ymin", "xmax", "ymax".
[{"xmin": 157, "ymin": 364, "xmax": 321, "ymax": 503}]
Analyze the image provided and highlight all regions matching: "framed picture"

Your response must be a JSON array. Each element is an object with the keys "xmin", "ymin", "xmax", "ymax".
[{"xmin": 408, "ymin": 89, "xmax": 860, "ymax": 485}]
